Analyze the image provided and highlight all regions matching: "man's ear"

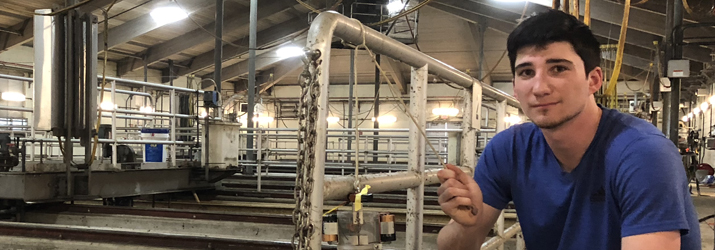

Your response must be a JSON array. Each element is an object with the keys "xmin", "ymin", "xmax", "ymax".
[
  {"xmin": 512, "ymin": 78, "xmax": 518, "ymax": 99},
  {"xmin": 587, "ymin": 67, "xmax": 603, "ymax": 94}
]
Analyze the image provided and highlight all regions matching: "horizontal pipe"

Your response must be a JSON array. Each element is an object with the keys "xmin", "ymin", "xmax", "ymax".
[
  {"xmin": 0, "ymin": 106, "xmax": 32, "ymax": 112},
  {"xmin": 101, "ymin": 114, "xmax": 152, "ymax": 120},
  {"xmin": 20, "ymin": 138, "xmax": 196, "ymax": 145},
  {"xmin": 0, "ymin": 74, "xmax": 33, "ymax": 82},
  {"xmin": 322, "ymin": 167, "xmax": 472, "ymax": 200},
  {"xmin": 98, "ymin": 87, "xmax": 151, "ymax": 97},
  {"xmin": 481, "ymin": 223, "xmax": 522, "ymax": 250},
  {"xmin": 102, "ymin": 76, "xmax": 204, "ymax": 94}
]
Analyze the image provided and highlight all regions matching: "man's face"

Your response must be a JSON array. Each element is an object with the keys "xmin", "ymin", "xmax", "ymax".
[{"xmin": 512, "ymin": 41, "xmax": 602, "ymax": 129}]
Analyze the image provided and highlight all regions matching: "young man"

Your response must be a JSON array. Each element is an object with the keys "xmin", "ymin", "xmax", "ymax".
[{"xmin": 437, "ymin": 10, "xmax": 701, "ymax": 250}]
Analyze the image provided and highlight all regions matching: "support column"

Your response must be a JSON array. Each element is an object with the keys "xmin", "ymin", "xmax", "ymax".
[
  {"xmin": 246, "ymin": 0, "xmax": 257, "ymax": 174},
  {"xmin": 461, "ymin": 84, "xmax": 481, "ymax": 171},
  {"xmin": 373, "ymin": 54, "xmax": 381, "ymax": 163},
  {"xmin": 347, "ymin": 50, "xmax": 355, "ymax": 162},
  {"xmin": 406, "ymin": 65, "xmax": 427, "ymax": 250},
  {"xmin": 668, "ymin": 0, "xmax": 684, "ymax": 145}
]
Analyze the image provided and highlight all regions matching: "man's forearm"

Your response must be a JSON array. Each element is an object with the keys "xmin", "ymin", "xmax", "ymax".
[{"xmin": 437, "ymin": 221, "xmax": 488, "ymax": 250}]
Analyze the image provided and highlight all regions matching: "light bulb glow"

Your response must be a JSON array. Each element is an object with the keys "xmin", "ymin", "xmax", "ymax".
[
  {"xmin": 327, "ymin": 116, "xmax": 340, "ymax": 123},
  {"xmin": 199, "ymin": 109, "xmax": 207, "ymax": 118},
  {"xmin": 150, "ymin": 6, "xmax": 188, "ymax": 25},
  {"xmin": 387, "ymin": 0, "xmax": 406, "ymax": 14},
  {"xmin": 276, "ymin": 46, "xmax": 305, "ymax": 59},
  {"xmin": 252, "ymin": 116, "xmax": 274, "ymax": 123},
  {"xmin": 682, "ymin": 116, "xmax": 689, "ymax": 122},
  {"xmin": 100, "ymin": 101, "xmax": 116, "ymax": 111},
  {"xmin": 432, "ymin": 108, "xmax": 459, "ymax": 117},
  {"xmin": 694, "ymin": 107, "xmax": 701, "ymax": 114},
  {"xmin": 139, "ymin": 106, "xmax": 155, "ymax": 113},
  {"xmin": 688, "ymin": 113, "xmax": 694, "ymax": 118},
  {"xmin": 1, "ymin": 92, "xmax": 25, "ymax": 102},
  {"xmin": 710, "ymin": 96, "xmax": 715, "ymax": 105},
  {"xmin": 376, "ymin": 115, "xmax": 397, "ymax": 124},
  {"xmin": 504, "ymin": 115, "xmax": 522, "ymax": 125},
  {"xmin": 702, "ymin": 102, "xmax": 709, "ymax": 112}
]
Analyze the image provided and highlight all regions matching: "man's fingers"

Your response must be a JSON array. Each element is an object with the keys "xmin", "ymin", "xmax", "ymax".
[
  {"xmin": 441, "ymin": 197, "xmax": 474, "ymax": 211},
  {"xmin": 437, "ymin": 179, "xmax": 467, "ymax": 196},
  {"xmin": 437, "ymin": 168, "xmax": 456, "ymax": 183},
  {"xmin": 445, "ymin": 164, "xmax": 475, "ymax": 187},
  {"xmin": 438, "ymin": 187, "xmax": 471, "ymax": 204}
]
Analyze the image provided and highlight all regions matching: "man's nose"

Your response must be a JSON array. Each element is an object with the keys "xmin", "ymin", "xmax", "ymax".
[{"xmin": 531, "ymin": 72, "xmax": 551, "ymax": 97}]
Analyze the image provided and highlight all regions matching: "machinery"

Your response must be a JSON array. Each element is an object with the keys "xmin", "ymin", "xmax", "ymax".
[{"xmin": 0, "ymin": 134, "xmax": 19, "ymax": 172}]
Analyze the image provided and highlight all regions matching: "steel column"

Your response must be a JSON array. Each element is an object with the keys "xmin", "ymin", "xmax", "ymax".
[
  {"xmin": 214, "ymin": 0, "xmax": 224, "ymax": 92},
  {"xmin": 347, "ymin": 50, "xmax": 355, "ymax": 162},
  {"xmin": 111, "ymin": 80, "xmax": 117, "ymax": 169},
  {"xmin": 462, "ymin": 84, "xmax": 481, "ymax": 171},
  {"xmin": 246, "ymin": 0, "xmax": 258, "ymax": 174},
  {"xmin": 373, "ymin": 54, "xmax": 381, "ymax": 163},
  {"xmin": 406, "ymin": 65, "xmax": 427, "ymax": 250},
  {"xmin": 170, "ymin": 89, "xmax": 176, "ymax": 167},
  {"xmin": 668, "ymin": 0, "xmax": 684, "ymax": 144}
]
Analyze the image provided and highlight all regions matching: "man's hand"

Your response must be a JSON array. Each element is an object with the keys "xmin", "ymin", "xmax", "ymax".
[{"xmin": 437, "ymin": 164, "xmax": 484, "ymax": 226}]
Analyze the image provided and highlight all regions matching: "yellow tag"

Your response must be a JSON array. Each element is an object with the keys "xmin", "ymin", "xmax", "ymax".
[{"xmin": 354, "ymin": 185, "xmax": 371, "ymax": 211}]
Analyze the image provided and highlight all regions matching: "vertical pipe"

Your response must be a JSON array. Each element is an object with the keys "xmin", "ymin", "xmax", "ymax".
[
  {"xmin": 662, "ymin": 0, "xmax": 674, "ymax": 136},
  {"xmin": 170, "ymin": 89, "xmax": 176, "ymax": 167},
  {"xmin": 347, "ymin": 50, "xmax": 355, "ymax": 162},
  {"xmin": 669, "ymin": 0, "xmax": 683, "ymax": 145},
  {"xmin": 214, "ymin": 0, "xmax": 224, "ymax": 92},
  {"xmin": 495, "ymin": 99, "xmax": 506, "ymax": 250},
  {"xmin": 246, "ymin": 0, "xmax": 258, "ymax": 174},
  {"xmin": 462, "ymin": 85, "xmax": 481, "ymax": 171},
  {"xmin": 65, "ymin": 12, "xmax": 74, "ymax": 198},
  {"xmin": 406, "ymin": 65, "xmax": 427, "ymax": 250},
  {"xmin": 111, "ymin": 80, "xmax": 117, "ymax": 169},
  {"xmin": 373, "ymin": 54, "xmax": 381, "ymax": 163},
  {"xmin": 257, "ymin": 131, "xmax": 262, "ymax": 192}
]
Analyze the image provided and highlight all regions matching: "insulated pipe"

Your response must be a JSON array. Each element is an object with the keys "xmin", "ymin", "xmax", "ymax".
[
  {"xmin": 0, "ymin": 74, "xmax": 33, "ymax": 82},
  {"xmin": 308, "ymin": 12, "xmax": 519, "ymax": 107}
]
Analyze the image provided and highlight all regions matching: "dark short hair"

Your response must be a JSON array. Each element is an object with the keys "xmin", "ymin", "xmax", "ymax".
[{"xmin": 507, "ymin": 10, "xmax": 601, "ymax": 77}]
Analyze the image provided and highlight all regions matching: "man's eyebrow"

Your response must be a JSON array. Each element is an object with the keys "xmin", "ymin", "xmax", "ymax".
[
  {"xmin": 514, "ymin": 62, "xmax": 533, "ymax": 71},
  {"xmin": 546, "ymin": 58, "xmax": 574, "ymax": 65}
]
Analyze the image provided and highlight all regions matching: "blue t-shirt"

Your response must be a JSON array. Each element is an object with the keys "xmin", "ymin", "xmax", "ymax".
[{"xmin": 474, "ymin": 107, "xmax": 701, "ymax": 249}]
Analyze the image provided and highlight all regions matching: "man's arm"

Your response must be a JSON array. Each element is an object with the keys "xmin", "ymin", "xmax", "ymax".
[
  {"xmin": 437, "ymin": 204, "xmax": 502, "ymax": 250},
  {"xmin": 622, "ymin": 231, "xmax": 680, "ymax": 250}
]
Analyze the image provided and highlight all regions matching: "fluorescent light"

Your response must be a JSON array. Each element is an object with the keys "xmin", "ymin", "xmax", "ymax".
[
  {"xmin": 376, "ymin": 115, "xmax": 397, "ymax": 124},
  {"xmin": 387, "ymin": 0, "xmax": 406, "ymax": 14},
  {"xmin": 139, "ymin": 106, "xmax": 155, "ymax": 113},
  {"xmin": 682, "ymin": 116, "xmax": 689, "ymax": 122},
  {"xmin": 702, "ymin": 102, "xmax": 709, "ymax": 112},
  {"xmin": 327, "ymin": 116, "xmax": 340, "ymax": 123},
  {"xmin": 150, "ymin": 6, "xmax": 188, "ymax": 25},
  {"xmin": 432, "ymin": 108, "xmax": 459, "ymax": 117},
  {"xmin": 694, "ymin": 107, "xmax": 701, "ymax": 114},
  {"xmin": 100, "ymin": 101, "xmax": 116, "ymax": 111},
  {"xmin": 252, "ymin": 116, "xmax": 274, "ymax": 123},
  {"xmin": 276, "ymin": 46, "xmax": 304, "ymax": 59},
  {"xmin": 1, "ymin": 92, "xmax": 25, "ymax": 102}
]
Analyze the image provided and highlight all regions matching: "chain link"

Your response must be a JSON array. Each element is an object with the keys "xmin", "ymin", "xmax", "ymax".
[{"xmin": 292, "ymin": 49, "xmax": 321, "ymax": 250}]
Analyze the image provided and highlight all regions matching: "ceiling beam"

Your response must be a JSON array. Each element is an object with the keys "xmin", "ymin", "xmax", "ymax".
[
  {"xmin": 203, "ymin": 39, "xmax": 307, "ymax": 86},
  {"xmin": 429, "ymin": 3, "xmax": 652, "ymax": 73},
  {"xmin": 444, "ymin": 0, "xmax": 712, "ymax": 63},
  {"xmin": 166, "ymin": 17, "xmax": 309, "ymax": 80},
  {"xmin": 465, "ymin": 20, "xmax": 492, "ymax": 85},
  {"xmin": 0, "ymin": 0, "xmax": 119, "ymax": 52},
  {"xmin": 97, "ymin": 1, "xmax": 212, "ymax": 52},
  {"xmin": 258, "ymin": 57, "xmax": 305, "ymax": 94},
  {"xmin": 116, "ymin": 0, "xmax": 298, "ymax": 75}
]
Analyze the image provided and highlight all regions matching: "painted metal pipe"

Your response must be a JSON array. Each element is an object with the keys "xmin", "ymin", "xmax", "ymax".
[
  {"xmin": 98, "ymin": 87, "xmax": 151, "ymax": 97},
  {"xmin": 102, "ymin": 76, "xmax": 203, "ymax": 94},
  {"xmin": 481, "ymin": 223, "xmax": 522, "ymax": 250},
  {"xmin": 307, "ymin": 11, "xmax": 519, "ymax": 107},
  {"xmin": 406, "ymin": 65, "xmax": 427, "ymax": 250},
  {"xmin": 0, "ymin": 74, "xmax": 32, "ymax": 82},
  {"xmin": 0, "ymin": 106, "xmax": 32, "ymax": 112}
]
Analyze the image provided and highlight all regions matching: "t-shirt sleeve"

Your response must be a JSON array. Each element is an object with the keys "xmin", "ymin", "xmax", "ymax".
[
  {"xmin": 615, "ymin": 135, "xmax": 692, "ymax": 238},
  {"xmin": 473, "ymin": 131, "xmax": 513, "ymax": 210}
]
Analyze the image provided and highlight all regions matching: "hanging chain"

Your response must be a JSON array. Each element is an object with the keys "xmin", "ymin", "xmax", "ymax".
[{"xmin": 292, "ymin": 49, "xmax": 322, "ymax": 250}]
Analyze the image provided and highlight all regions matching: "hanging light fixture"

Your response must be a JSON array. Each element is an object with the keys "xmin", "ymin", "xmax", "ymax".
[
  {"xmin": 702, "ymin": 102, "xmax": 709, "ymax": 112},
  {"xmin": 682, "ymin": 115, "xmax": 689, "ymax": 122},
  {"xmin": 150, "ymin": 1, "xmax": 188, "ymax": 25},
  {"xmin": 694, "ymin": 107, "xmax": 701, "ymax": 114}
]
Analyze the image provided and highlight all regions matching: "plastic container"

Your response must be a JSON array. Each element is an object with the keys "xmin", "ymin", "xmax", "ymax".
[{"xmin": 140, "ymin": 128, "xmax": 170, "ymax": 163}]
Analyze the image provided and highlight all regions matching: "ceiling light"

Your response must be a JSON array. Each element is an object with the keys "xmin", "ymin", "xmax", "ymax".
[
  {"xmin": 432, "ymin": 108, "xmax": 459, "ymax": 117},
  {"xmin": 694, "ymin": 107, "xmax": 701, "ymax": 114},
  {"xmin": 688, "ymin": 113, "xmax": 694, "ymax": 118},
  {"xmin": 327, "ymin": 116, "xmax": 340, "ymax": 123},
  {"xmin": 376, "ymin": 115, "xmax": 397, "ymax": 124},
  {"xmin": 1, "ymin": 92, "xmax": 25, "ymax": 102},
  {"xmin": 387, "ymin": 0, "xmax": 406, "ymax": 14},
  {"xmin": 150, "ymin": 6, "xmax": 188, "ymax": 25},
  {"xmin": 276, "ymin": 46, "xmax": 305, "ymax": 59},
  {"xmin": 702, "ymin": 102, "xmax": 709, "ymax": 112},
  {"xmin": 100, "ymin": 101, "xmax": 116, "ymax": 111},
  {"xmin": 682, "ymin": 116, "xmax": 689, "ymax": 122}
]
